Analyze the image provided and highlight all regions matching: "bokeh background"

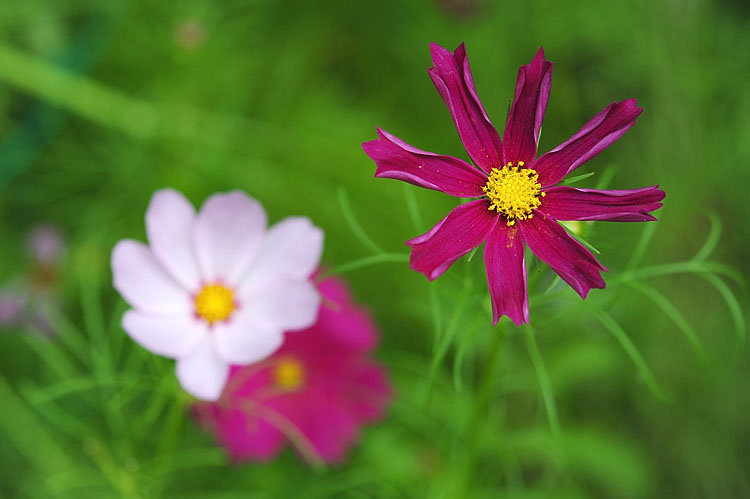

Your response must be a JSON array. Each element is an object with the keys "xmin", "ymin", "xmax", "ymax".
[{"xmin": 1, "ymin": 0, "xmax": 748, "ymax": 497}]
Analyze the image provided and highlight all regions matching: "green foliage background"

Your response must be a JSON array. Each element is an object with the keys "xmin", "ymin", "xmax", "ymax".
[{"xmin": 1, "ymin": 0, "xmax": 748, "ymax": 497}]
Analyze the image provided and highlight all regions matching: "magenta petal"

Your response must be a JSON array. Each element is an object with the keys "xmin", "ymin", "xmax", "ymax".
[
  {"xmin": 195, "ymin": 404, "xmax": 285, "ymax": 462},
  {"xmin": 428, "ymin": 43, "xmax": 503, "ymax": 172},
  {"xmin": 407, "ymin": 200, "xmax": 497, "ymax": 281},
  {"xmin": 540, "ymin": 185, "xmax": 665, "ymax": 222},
  {"xmin": 534, "ymin": 100, "xmax": 643, "ymax": 186},
  {"xmin": 363, "ymin": 128, "xmax": 487, "ymax": 197},
  {"xmin": 503, "ymin": 47, "xmax": 553, "ymax": 166},
  {"xmin": 484, "ymin": 224, "xmax": 529, "ymax": 326},
  {"xmin": 520, "ymin": 211, "xmax": 607, "ymax": 298}
]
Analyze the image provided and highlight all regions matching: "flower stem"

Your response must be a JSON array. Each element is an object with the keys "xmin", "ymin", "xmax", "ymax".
[{"xmin": 451, "ymin": 326, "xmax": 505, "ymax": 498}]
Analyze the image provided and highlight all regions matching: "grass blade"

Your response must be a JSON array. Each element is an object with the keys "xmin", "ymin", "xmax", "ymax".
[
  {"xmin": 337, "ymin": 188, "xmax": 383, "ymax": 254},
  {"xmin": 626, "ymin": 281, "xmax": 705, "ymax": 360},
  {"xmin": 594, "ymin": 310, "xmax": 670, "ymax": 401},
  {"xmin": 523, "ymin": 326, "xmax": 561, "ymax": 439}
]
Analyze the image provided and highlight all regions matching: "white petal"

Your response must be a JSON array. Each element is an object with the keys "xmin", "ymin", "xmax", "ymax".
[
  {"xmin": 193, "ymin": 191, "xmax": 267, "ymax": 286},
  {"xmin": 146, "ymin": 189, "xmax": 200, "ymax": 291},
  {"xmin": 243, "ymin": 216, "xmax": 323, "ymax": 286},
  {"xmin": 240, "ymin": 279, "xmax": 320, "ymax": 332},
  {"xmin": 111, "ymin": 240, "xmax": 191, "ymax": 314},
  {"xmin": 122, "ymin": 310, "xmax": 205, "ymax": 359},
  {"xmin": 175, "ymin": 334, "xmax": 230, "ymax": 401},
  {"xmin": 213, "ymin": 310, "xmax": 284, "ymax": 365}
]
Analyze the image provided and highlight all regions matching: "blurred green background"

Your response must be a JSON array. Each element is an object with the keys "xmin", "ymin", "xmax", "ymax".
[{"xmin": 1, "ymin": 0, "xmax": 748, "ymax": 497}]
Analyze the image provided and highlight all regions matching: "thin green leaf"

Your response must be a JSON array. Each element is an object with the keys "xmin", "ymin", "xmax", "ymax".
[
  {"xmin": 560, "ymin": 172, "xmax": 595, "ymax": 185},
  {"xmin": 693, "ymin": 213, "xmax": 722, "ymax": 262},
  {"xmin": 561, "ymin": 224, "xmax": 601, "ymax": 254},
  {"xmin": 452, "ymin": 315, "xmax": 487, "ymax": 392},
  {"xmin": 0, "ymin": 376, "xmax": 73, "ymax": 478},
  {"xmin": 626, "ymin": 281, "xmax": 705, "ymax": 360},
  {"xmin": 402, "ymin": 183, "xmax": 425, "ymax": 233},
  {"xmin": 613, "ymin": 261, "xmax": 744, "ymax": 286},
  {"xmin": 594, "ymin": 165, "xmax": 616, "ymax": 189},
  {"xmin": 594, "ymin": 310, "xmax": 670, "ymax": 401},
  {"xmin": 337, "ymin": 188, "xmax": 383, "ymax": 254},
  {"xmin": 625, "ymin": 220, "xmax": 658, "ymax": 270},
  {"xmin": 698, "ymin": 272, "xmax": 746, "ymax": 353},
  {"xmin": 522, "ymin": 326, "xmax": 561, "ymax": 439},
  {"xmin": 425, "ymin": 274, "xmax": 471, "ymax": 400},
  {"xmin": 22, "ymin": 335, "xmax": 77, "ymax": 378},
  {"xmin": 323, "ymin": 253, "xmax": 409, "ymax": 277},
  {"xmin": 23, "ymin": 376, "xmax": 122, "ymax": 405}
]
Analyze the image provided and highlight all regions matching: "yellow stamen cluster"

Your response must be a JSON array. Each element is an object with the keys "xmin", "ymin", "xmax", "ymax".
[
  {"xmin": 274, "ymin": 357, "xmax": 305, "ymax": 391},
  {"xmin": 483, "ymin": 161, "xmax": 545, "ymax": 226},
  {"xmin": 194, "ymin": 284, "xmax": 235, "ymax": 324}
]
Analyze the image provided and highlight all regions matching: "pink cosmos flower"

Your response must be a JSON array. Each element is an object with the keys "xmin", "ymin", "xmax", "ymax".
[
  {"xmin": 363, "ymin": 43, "xmax": 665, "ymax": 326},
  {"xmin": 111, "ymin": 189, "xmax": 323, "ymax": 401},
  {"xmin": 0, "ymin": 225, "xmax": 65, "ymax": 335},
  {"xmin": 194, "ymin": 274, "xmax": 392, "ymax": 464}
]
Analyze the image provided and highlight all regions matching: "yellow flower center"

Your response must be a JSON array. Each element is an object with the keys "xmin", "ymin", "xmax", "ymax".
[
  {"xmin": 273, "ymin": 357, "xmax": 305, "ymax": 391},
  {"xmin": 483, "ymin": 161, "xmax": 545, "ymax": 226},
  {"xmin": 194, "ymin": 284, "xmax": 235, "ymax": 324}
]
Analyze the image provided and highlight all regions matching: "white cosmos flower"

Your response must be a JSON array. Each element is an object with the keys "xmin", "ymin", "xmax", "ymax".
[{"xmin": 111, "ymin": 189, "xmax": 323, "ymax": 401}]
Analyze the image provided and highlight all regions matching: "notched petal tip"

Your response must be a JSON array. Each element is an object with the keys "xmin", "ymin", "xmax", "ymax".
[
  {"xmin": 429, "ymin": 42, "xmax": 455, "ymax": 65},
  {"xmin": 531, "ymin": 46, "xmax": 550, "ymax": 67},
  {"xmin": 426, "ymin": 42, "xmax": 503, "ymax": 171},
  {"xmin": 503, "ymin": 47, "xmax": 554, "ymax": 166}
]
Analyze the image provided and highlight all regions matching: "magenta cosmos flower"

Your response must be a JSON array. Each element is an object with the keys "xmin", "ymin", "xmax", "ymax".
[
  {"xmin": 194, "ymin": 274, "xmax": 392, "ymax": 464},
  {"xmin": 111, "ymin": 189, "xmax": 323, "ymax": 401},
  {"xmin": 363, "ymin": 43, "xmax": 665, "ymax": 326}
]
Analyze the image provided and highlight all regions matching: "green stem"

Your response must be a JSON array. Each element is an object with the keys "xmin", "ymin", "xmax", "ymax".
[
  {"xmin": 523, "ymin": 325, "xmax": 561, "ymax": 440},
  {"xmin": 452, "ymin": 327, "xmax": 505, "ymax": 498}
]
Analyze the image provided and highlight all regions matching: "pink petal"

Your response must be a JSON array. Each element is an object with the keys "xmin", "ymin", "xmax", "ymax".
[
  {"xmin": 175, "ymin": 334, "xmax": 230, "ymax": 401},
  {"xmin": 238, "ymin": 278, "xmax": 320, "ymax": 332},
  {"xmin": 314, "ymin": 276, "xmax": 378, "ymax": 353},
  {"xmin": 0, "ymin": 291, "xmax": 27, "ymax": 325},
  {"xmin": 428, "ymin": 43, "xmax": 503, "ymax": 172},
  {"xmin": 534, "ymin": 100, "xmax": 643, "ymax": 186},
  {"xmin": 193, "ymin": 191, "xmax": 267, "ymax": 286},
  {"xmin": 363, "ymin": 128, "xmax": 487, "ymax": 197},
  {"xmin": 520, "ymin": 211, "xmax": 607, "ymax": 299},
  {"xmin": 28, "ymin": 225, "xmax": 64, "ymax": 265},
  {"xmin": 344, "ymin": 362, "xmax": 392, "ymax": 423},
  {"xmin": 540, "ymin": 185, "xmax": 665, "ymax": 222},
  {"xmin": 212, "ymin": 311, "xmax": 284, "ymax": 365},
  {"xmin": 406, "ymin": 200, "xmax": 497, "ymax": 281},
  {"xmin": 242, "ymin": 216, "xmax": 323, "ymax": 286},
  {"xmin": 200, "ymin": 405, "xmax": 285, "ymax": 461},
  {"xmin": 146, "ymin": 189, "xmax": 201, "ymax": 291},
  {"xmin": 279, "ymin": 396, "xmax": 360, "ymax": 463},
  {"xmin": 122, "ymin": 310, "xmax": 206, "ymax": 359},
  {"xmin": 484, "ymin": 224, "xmax": 529, "ymax": 326},
  {"xmin": 111, "ymin": 240, "xmax": 191, "ymax": 315},
  {"xmin": 503, "ymin": 47, "xmax": 553, "ymax": 166}
]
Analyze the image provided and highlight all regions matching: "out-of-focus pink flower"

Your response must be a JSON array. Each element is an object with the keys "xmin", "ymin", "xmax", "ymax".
[
  {"xmin": 195, "ymin": 275, "xmax": 392, "ymax": 464},
  {"xmin": 28, "ymin": 225, "xmax": 64, "ymax": 266},
  {"xmin": 0, "ymin": 225, "xmax": 65, "ymax": 335},
  {"xmin": 111, "ymin": 189, "xmax": 323, "ymax": 401},
  {"xmin": 0, "ymin": 291, "xmax": 26, "ymax": 326},
  {"xmin": 174, "ymin": 20, "xmax": 207, "ymax": 50}
]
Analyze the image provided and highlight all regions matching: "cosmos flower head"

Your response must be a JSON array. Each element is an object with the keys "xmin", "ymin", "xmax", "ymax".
[
  {"xmin": 194, "ymin": 274, "xmax": 392, "ymax": 464},
  {"xmin": 0, "ymin": 224, "xmax": 65, "ymax": 335},
  {"xmin": 363, "ymin": 43, "xmax": 665, "ymax": 325},
  {"xmin": 111, "ymin": 189, "xmax": 323, "ymax": 401}
]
